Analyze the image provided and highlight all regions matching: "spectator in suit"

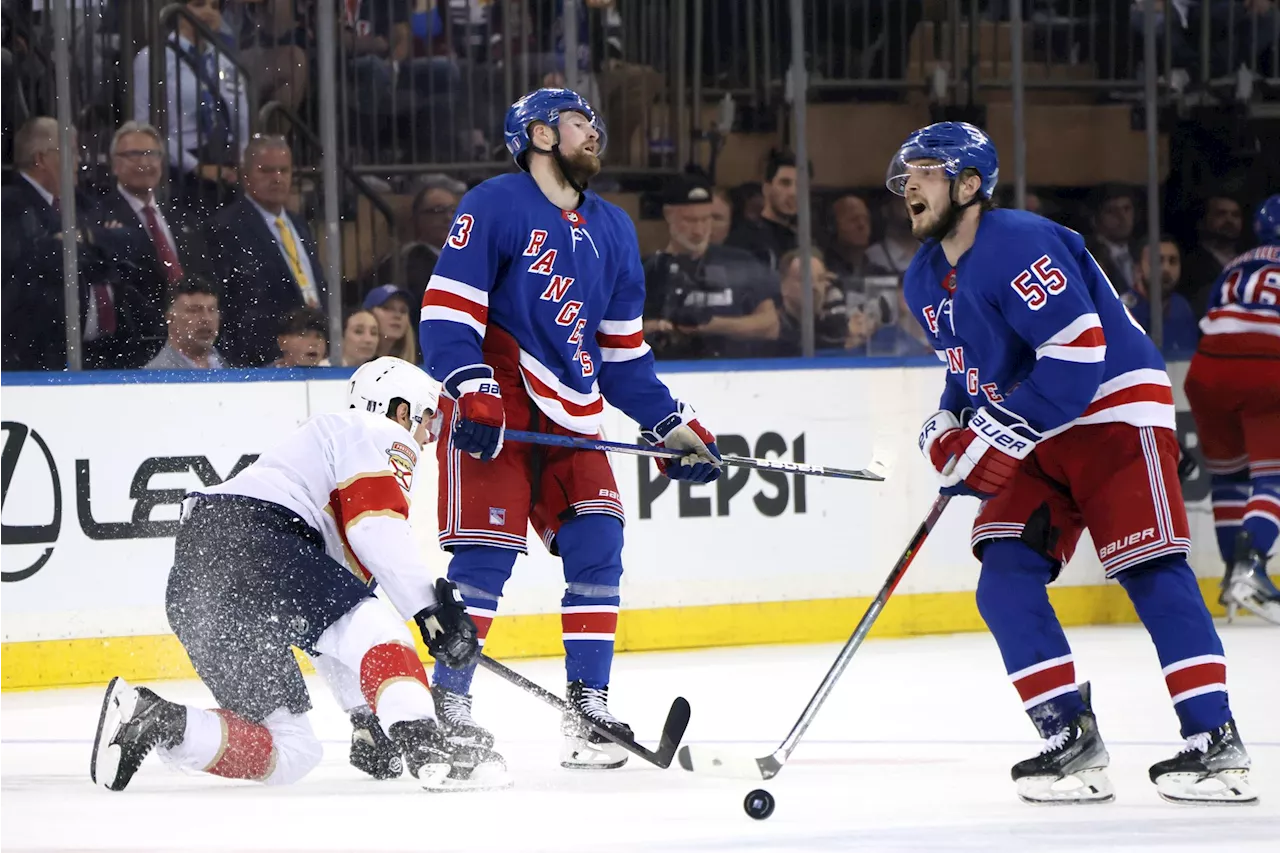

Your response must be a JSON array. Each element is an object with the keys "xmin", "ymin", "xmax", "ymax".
[
  {"xmin": 206, "ymin": 135, "xmax": 328, "ymax": 366},
  {"xmin": 1181, "ymin": 194, "xmax": 1244, "ymax": 318},
  {"xmin": 363, "ymin": 284, "xmax": 418, "ymax": 363},
  {"xmin": 145, "ymin": 275, "xmax": 227, "ymax": 369},
  {"xmin": 1, "ymin": 117, "xmax": 157, "ymax": 370},
  {"xmin": 272, "ymin": 306, "xmax": 328, "ymax": 367},
  {"xmin": 133, "ymin": 0, "xmax": 251, "ymax": 213},
  {"xmin": 1084, "ymin": 183, "xmax": 1138, "ymax": 292},
  {"xmin": 365, "ymin": 173, "xmax": 465, "ymax": 307},
  {"xmin": 825, "ymin": 192, "xmax": 892, "ymax": 283},
  {"xmin": 99, "ymin": 121, "xmax": 210, "ymax": 320}
]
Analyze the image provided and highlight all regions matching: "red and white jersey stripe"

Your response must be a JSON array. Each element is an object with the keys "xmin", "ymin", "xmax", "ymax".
[
  {"xmin": 422, "ymin": 275, "xmax": 490, "ymax": 338},
  {"xmin": 1044, "ymin": 368, "xmax": 1175, "ymax": 438},
  {"xmin": 517, "ymin": 347, "xmax": 606, "ymax": 434},
  {"xmin": 1008, "ymin": 654, "xmax": 1077, "ymax": 710},
  {"xmin": 596, "ymin": 317, "xmax": 651, "ymax": 363},
  {"xmin": 1163, "ymin": 655, "xmax": 1227, "ymax": 705},
  {"xmin": 561, "ymin": 605, "xmax": 619, "ymax": 643},
  {"xmin": 1036, "ymin": 313, "xmax": 1107, "ymax": 364}
]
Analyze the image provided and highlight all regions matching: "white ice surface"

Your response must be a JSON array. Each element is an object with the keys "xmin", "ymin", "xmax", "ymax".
[{"xmin": 3, "ymin": 624, "xmax": 1277, "ymax": 853}]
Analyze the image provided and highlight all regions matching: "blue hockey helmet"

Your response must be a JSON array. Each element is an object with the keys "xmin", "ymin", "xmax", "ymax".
[
  {"xmin": 886, "ymin": 121, "xmax": 999, "ymax": 199},
  {"xmin": 1255, "ymin": 194, "xmax": 1280, "ymax": 245},
  {"xmin": 504, "ymin": 87, "xmax": 607, "ymax": 171}
]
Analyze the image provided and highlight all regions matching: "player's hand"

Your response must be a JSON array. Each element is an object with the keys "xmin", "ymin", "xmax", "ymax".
[
  {"xmin": 641, "ymin": 402, "xmax": 722, "ymax": 484},
  {"xmin": 415, "ymin": 578, "xmax": 479, "ymax": 670},
  {"xmin": 922, "ymin": 406, "xmax": 1039, "ymax": 498},
  {"xmin": 451, "ymin": 369, "xmax": 505, "ymax": 461}
]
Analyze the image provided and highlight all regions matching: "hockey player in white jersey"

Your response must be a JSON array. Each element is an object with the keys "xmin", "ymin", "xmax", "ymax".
[{"xmin": 91, "ymin": 358, "xmax": 508, "ymax": 792}]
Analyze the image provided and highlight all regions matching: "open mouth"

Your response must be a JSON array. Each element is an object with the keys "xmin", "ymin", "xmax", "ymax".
[{"xmin": 909, "ymin": 201, "xmax": 927, "ymax": 216}]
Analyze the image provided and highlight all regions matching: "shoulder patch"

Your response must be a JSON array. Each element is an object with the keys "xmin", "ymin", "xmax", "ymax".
[{"xmin": 386, "ymin": 441, "xmax": 417, "ymax": 491}]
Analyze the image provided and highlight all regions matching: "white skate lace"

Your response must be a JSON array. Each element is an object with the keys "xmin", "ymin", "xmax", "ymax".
[
  {"xmin": 1180, "ymin": 732, "xmax": 1213, "ymax": 755},
  {"xmin": 440, "ymin": 691, "xmax": 479, "ymax": 728},
  {"xmin": 578, "ymin": 686, "xmax": 621, "ymax": 725},
  {"xmin": 1038, "ymin": 729, "xmax": 1071, "ymax": 755}
]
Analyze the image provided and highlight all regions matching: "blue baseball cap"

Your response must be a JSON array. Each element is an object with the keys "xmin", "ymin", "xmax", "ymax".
[{"xmin": 363, "ymin": 284, "xmax": 414, "ymax": 311}]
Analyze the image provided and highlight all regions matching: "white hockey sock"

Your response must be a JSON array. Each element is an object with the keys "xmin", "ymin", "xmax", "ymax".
[{"xmin": 156, "ymin": 705, "xmax": 223, "ymax": 772}]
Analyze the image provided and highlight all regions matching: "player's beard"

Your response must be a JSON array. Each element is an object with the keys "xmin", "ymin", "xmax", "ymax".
[
  {"xmin": 560, "ymin": 147, "xmax": 602, "ymax": 186},
  {"xmin": 912, "ymin": 201, "xmax": 964, "ymax": 243}
]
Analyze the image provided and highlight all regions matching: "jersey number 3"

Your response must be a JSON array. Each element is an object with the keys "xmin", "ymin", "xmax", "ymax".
[
  {"xmin": 1010, "ymin": 255, "xmax": 1067, "ymax": 311},
  {"xmin": 447, "ymin": 214, "xmax": 475, "ymax": 250}
]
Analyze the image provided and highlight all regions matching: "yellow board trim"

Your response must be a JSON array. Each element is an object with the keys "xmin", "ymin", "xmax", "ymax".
[{"xmin": 0, "ymin": 578, "xmax": 1232, "ymax": 691}]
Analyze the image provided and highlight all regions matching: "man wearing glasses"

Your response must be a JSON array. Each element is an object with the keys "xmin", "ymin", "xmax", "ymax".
[
  {"xmin": 366, "ymin": 174, "xmax": 467, "ymax": 308},
  {"xmin": 99, "ymin": 122, "xmax": 207, "ymax": 327}
]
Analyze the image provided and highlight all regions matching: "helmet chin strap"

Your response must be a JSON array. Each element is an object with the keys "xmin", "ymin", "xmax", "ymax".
[
  {"xmin": 927, "ymin": 178, "xmax": 983, "ymax": 241},
  {"xmin": 528, "ymin": 127, "xmax": 588, "ymax": 200}
]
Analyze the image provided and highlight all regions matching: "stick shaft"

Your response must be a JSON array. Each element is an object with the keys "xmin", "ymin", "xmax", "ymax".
[
  {"xmin": 504, "ymin": 429, "xmax": 884, "ymax": 482},
  {"xmin": 775, "ymin": 494, "xmax": 952, "ymax": 761}
]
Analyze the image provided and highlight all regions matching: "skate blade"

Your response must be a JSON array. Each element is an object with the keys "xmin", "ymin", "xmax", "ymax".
[
  {"xmin": 416, "ymin": 760, "xmax": 514, "ymax": 792},
  {"xmin": 1016, "ymin": 769, "xmax": 1115, "ymax": 805},
  {"xmin": 1155, "ymin": 770, "xmax": 1259, "ymax": 806},
  {"xmin": 90, "ymin": 676, "xmax": 136, "ymax": 791},
  {"xmin": 1225, "ymin": 584, "xmax": 1280, "ymax": 625},
  {"xmin": 560, "ymin": 736, "xmax": 628, "ymax": 770}
]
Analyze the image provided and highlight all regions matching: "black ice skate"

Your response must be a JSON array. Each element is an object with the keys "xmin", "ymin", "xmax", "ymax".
[
  {"xmin": 1221, "ymin": 532, "xmax": 1280, "ymax": 625},
  {"xmin": 349, "ymin": 709, "xmax": 403, "ymax": 780},
  {"xmin": 90, "ymin": 677, "xmax": 186, "ymax": 792},
  {"xmin": 1011, "ymin": 683, "xmax": 1113, "ymax": 805},
  {"xmin": 431, "ymin": 684, "xmax": 496, "ymax": 750},
  {"xmin": 561, "ymin": 681, "xmax": 634, "ymax": 770},
  {"xmin": 1149, "ymin": 720, "xmax": 1257, "ymax": 805},
  {"xmin": 388, "ymin": 718, "xmax": 511, "ymax": 792}
]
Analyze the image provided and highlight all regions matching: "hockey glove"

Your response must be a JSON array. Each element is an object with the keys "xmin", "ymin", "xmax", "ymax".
[
  {"xmin": 641, "ymin": 402, "xmax": 722, "ymax": 484},
  {"xmin": 414, "ymin": 578, "xmax": 479, "ymax": 670},
  {"xmin": 447, "ymin": 365, "xmax": 505, "ymax": 461},
  {"xmin": 920, "ymin": 406, "xmax": 1038, "ymax": 498}
]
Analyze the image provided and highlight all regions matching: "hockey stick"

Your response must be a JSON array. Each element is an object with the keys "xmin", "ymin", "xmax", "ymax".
[
  {"xmin": 476, "ymin": 654, "xmax": 691, "ymax": 769},
  {"xmin": 505, "ymin": 429, "xmax": 891, "ymax": 482},
  {"xmin": 676, "ymin": 493, "xmax": 952, "ymax": 780}
]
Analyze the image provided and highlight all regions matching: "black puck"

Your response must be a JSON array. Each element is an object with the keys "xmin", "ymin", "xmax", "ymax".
[{"xmin": 744, "ymin": 788, "xmax": 776, "ymax": 820}]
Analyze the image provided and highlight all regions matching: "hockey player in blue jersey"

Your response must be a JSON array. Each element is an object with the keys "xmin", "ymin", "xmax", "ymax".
[
  {"xmin": 1184, "ymin": 194, "xmax": 1280, "ymax": 625},
  {"xmin": 889, "ymin": 122, "xmax": 1256, "ymax": 805},
  {"xmin": 418, "ymin": 88, "xmax": 722, "ymax": 770}
]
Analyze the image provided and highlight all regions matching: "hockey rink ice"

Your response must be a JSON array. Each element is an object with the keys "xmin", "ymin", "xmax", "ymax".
[{"xmin": 3, "ymin": 624, "xmax": 1277, "ymax": 853}]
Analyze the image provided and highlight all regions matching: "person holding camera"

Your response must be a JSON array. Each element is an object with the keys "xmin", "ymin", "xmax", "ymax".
[
  {"xmin": 773, "ymin": 248, "xmax": 872, "ymax": 356},
  {"xmin": 642, "ymin": 174, "xmax": 780, "ymax": 360}
]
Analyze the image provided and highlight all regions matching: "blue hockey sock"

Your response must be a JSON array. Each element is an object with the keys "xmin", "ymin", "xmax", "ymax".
[
  {"xmin": 555, "ymin": 515, "xmax": 623, "ymax": 689},
  {"xmin": 1118, "ymin": 557, "xmax": 1231, "ymax": 737},
  {"xmin": 1210, "ymin": 470, "xmax": 1251, "ymax": 566},
  {"xmin": 1242, "ymin": 472, "xmax": 1280, "ymax": 558},
  {"xmin": 976, "ymin": 540, "xmax": 1085, "ymax": 737},
  {"xmin": 432, "ymin": 545, "xmax": 516, "ymax": 695}
]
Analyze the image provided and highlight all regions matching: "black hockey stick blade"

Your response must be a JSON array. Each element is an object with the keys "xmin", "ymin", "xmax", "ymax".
[{"xmin": 477, "ymin": 654, "xmax": 691, "ymax": 769}]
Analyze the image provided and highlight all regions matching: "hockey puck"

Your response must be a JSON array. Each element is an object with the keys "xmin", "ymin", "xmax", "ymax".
[{"xmin": 744, "ymin": 788, "xmax": 776, "ymax": 820}]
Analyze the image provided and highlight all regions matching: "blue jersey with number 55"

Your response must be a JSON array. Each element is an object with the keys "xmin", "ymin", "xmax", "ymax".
[
  {"xmin": 419, "ymin": 172, "xmax": 677, "ymax": 435},
  {"xmin": 903, "ymin": 208, "xmax": 1174, "ymax": 439}
]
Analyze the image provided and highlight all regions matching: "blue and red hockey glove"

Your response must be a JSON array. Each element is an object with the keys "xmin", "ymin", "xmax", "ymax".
[
  {"xmin": 918, "ymin": 406, "xmax": 1039, "ymax": 498},
  {"xmin": 641, "ymin": 402, "xmax": 722, "ymax": 484},
  {"xmin": 445, "ymin": 364, "xmax": 505, "ymax": 461}
]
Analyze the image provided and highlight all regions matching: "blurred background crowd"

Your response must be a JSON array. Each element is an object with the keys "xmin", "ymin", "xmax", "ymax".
[{"xmin": 2, "ymin": 0, "xmax": 1277, "ymax": 372}]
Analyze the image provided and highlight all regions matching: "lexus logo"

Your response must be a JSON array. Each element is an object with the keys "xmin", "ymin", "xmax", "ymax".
[{"xmin": 1, "ymin": 421, "xmax": 62, "ymax": 582}]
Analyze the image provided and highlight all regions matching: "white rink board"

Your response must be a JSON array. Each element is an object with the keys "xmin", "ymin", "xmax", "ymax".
[{"xmin": 1, "ymin": 362, "xmax": 1216, "ymax": 643}]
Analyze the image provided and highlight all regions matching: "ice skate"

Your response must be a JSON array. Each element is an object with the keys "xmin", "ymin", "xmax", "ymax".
[
  {"xmin": 561, "ymin": 681, "xmax": 633, "ymax": 770},
  {"xmin": 1221, "ymin": 532, "xmax": 1280, "ymax": 625},
  {"xmin": 90, "ymin": 677, "xmax": 186, "ymax": 792},
  {"xmin": 1011, "ymin": 683, "xmax": 1113, "ymax": 805},
  {"xmin": 431, "ymin": 684, "xmax": 496, "ymax": 749},
  {"xmin": 349, "ymin": 709, "xmax": 403, "ymax": 780},
  {"xmin": 1149, "ymin": 720, "xmax": 1257, "ymax": 805},
  {"xmin": 388, "ymin": 718, "xmax": 511, "ymax": 792}
]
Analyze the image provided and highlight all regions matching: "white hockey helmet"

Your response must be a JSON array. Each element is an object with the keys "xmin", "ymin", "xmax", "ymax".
[{"xmin": 347, "ymin": 357, "xmax": 441, "ymax": 431}]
